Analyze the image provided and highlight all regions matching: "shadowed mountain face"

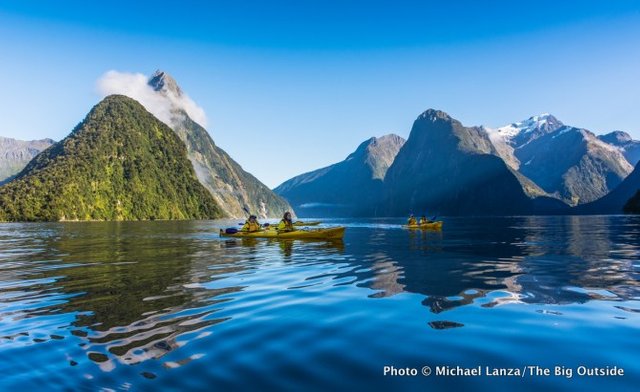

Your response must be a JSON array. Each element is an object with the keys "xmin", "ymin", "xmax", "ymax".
[
  {"xmin": 0, "ymin": 136, "xmax": 54, "ymax": 182},
  {"xmin": 148, "ymin": 71, "xmax": 292, "ymax": 219},
  {"xmin": 0, "ymin": 95, "xmax": 222, "ymax": 221},
  {"xmin": 488, "ymin": 114, "xmax": 632, "ymax": 206},
  {"xmin": 599, "ymin": 131, "xmax": 640, "ymax": 167},
  {"xmin": 625, "ymin": 190, "xmax": 640, "ymax": 213},
  {"xmin": 274, "ymin": 134, "xmax": 405, "ymax": 217},
  {"xmin": 578, "ymin": 161, "xmax": 640, "ymax": 214},
  {"xmin": 383, "ymin": 109, "xmax": 538, "ymax": 216}
]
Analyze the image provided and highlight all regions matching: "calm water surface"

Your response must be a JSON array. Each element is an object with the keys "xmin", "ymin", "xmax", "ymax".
[{"xmin": 0, "ymin": 216, "xmax": 639, "ymax": 391}]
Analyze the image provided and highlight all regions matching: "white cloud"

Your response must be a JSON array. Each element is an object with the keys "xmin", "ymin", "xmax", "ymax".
[{"xmin": 96, "ymin": 70, "xmax": 208, "ymax": 129}]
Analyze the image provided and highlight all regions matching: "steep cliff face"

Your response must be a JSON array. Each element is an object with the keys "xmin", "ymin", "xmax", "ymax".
[
  {"xmin": 147, "ymin": 71, "xmax": 292, "ymax": 218},
  {"xmin": 275, "ymin": 134, "xmax": 405, "ymax": 217}
]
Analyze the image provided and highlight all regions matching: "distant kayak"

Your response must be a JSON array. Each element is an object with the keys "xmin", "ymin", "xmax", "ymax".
[
  {"xmin": 403, "ymin": 221, "xmax": 443, "ymax": 230},
  {"xmin": 292, "ymin": 221, "xmax": 321, "ymax": 226},
  {"xmin": 220, "ymin": 227, "xmax": 345, "ymax": 240}
]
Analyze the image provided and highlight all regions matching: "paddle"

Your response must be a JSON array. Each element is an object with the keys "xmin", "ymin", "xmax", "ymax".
[{"xmin": 235, "ymin": 206, "xmax": 252, "ymax": 225}]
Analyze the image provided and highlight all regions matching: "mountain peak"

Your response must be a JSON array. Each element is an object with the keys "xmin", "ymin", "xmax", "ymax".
[
  {"xmin": 417, "ymin": 109, "xmax": 452, "ymax": 122},
  {"xmin": 349, "ymin": 134, "xmax": 405, "ymax": 161},
  {"xmin": 374, "ymin": 134, "xmax": 406, "ymax": 146},
  {"xmin": 148, "ymin": 70, "xmax": 183, "ymax": 97},
  {"xmin": 495, "ymin": 113, "xmax": 564, "ymax": 140},
  {"xmin": 599, "ymin": 130, "xmax": 633, "ymax": 145},
  {"xmin": 516, "ymin": 113, "xmax": 562, "ymax": 132},
  {"xmin": 524, "ymin": 113, "xmax": 562, "ymax": 130}
]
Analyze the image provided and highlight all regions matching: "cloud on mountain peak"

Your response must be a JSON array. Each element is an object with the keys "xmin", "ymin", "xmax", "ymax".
[{"xmin": 96, "ymin": 70, "xmax": 208, "ymax": 128}]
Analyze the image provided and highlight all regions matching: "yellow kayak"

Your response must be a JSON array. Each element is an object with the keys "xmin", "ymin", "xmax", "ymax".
[
  {"xmin": 220, "ymin": 226, "xmax": 345, "ymax": 240},
  {"xmin": 403, "ymin": 221, "xmax": 443, "ymax": 230},
  {"xmin": 292, "ymin": 221, "xmax": 321, "ymax": 226}
]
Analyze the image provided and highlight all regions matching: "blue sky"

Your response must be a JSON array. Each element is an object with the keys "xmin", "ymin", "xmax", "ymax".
[{"xmin": 1, "ymin": 1, "xmax": 639, "ymax": 187}]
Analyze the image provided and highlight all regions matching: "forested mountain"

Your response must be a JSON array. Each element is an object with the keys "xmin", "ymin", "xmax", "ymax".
[{"xmin": 0, "ymin": 95, "xmax": 222, "ymax": 221}]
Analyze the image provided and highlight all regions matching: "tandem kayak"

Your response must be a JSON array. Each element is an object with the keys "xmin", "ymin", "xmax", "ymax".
[
  {"xmin": 403, "ymin": 221, "xmax": 443, "ymax": 230},
  {"xmin": 220, "ymin": 226, "xmax": 345, "ymax": 240},
  {"xmin": 292, "ymin": 221, "xmax": 322, "ymax": 226}
]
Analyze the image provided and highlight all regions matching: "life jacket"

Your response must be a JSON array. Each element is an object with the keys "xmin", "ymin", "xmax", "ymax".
[
  {"xmin": 278, "ymin": 219, "xmax": 294, "ymax": 232},
  {"xmin": 242, "ymin": 220, "xmax": 261, "ymax": 232},
  {"xmin": 419, "ymin": 218, "xmax": 427, "ymax": 225}
]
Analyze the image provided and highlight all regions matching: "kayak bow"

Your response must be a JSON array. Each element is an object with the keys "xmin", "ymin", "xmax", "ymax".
[{"xmin": 292, "ymin": 221, "xmax": 322, "ymax": 226}]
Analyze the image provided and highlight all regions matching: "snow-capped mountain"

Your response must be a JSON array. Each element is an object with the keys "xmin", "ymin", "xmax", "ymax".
[
  {"xmin": 494, "ymin": 113, "xmax": 564, "ymax": 145},
  {"xmin": 486, "ymin": 114, "xmax": 564, "ymax": 170},
  {"xmin": 487, "ymin": 114, "xmax": 632, "ymax": 206}
]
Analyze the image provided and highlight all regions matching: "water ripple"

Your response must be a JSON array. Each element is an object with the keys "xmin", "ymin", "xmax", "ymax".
[{"xmin": 0, "ymin": 217, "xmax": 639, "ymax": 390}]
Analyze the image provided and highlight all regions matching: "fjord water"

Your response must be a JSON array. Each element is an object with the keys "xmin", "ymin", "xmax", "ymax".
[{"xmin": 0, "ymin": 217, "xmax": 638, "ymax": 391}]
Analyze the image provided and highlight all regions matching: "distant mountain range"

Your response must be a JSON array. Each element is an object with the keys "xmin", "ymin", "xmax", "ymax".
[
  {"xmin": 275, "ymin": 134, "xmax": 405, "ymax": 216},
  {"xmin": 276, "ymin": 110, "xmax": 640, "ymax": 217},
  {"xmin": 0, "ymin": 136, "xmax": 54, "ymax": 182},
  {"xmin": 2, "ymin": 75, "xmax": 638, "ymax": 219},
  {"xmin": 0, "ymin": 95, "xmax": 222, "ymax": 221}
]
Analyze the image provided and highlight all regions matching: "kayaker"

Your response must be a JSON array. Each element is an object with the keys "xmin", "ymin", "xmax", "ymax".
[
  {"xmin": 278, "ymin": 211, "xmax": 295, "ymax": 232},
  {"xmin": 407, "ymin": 214, "xmax": 417, "ymax": 226},
  {"xmin": 241, "ymin": 215, "xmax": 262, "ymax": 232},
  {"xmin": 419, "ymin": 215, "xmax": 430, "ymax": 225}
]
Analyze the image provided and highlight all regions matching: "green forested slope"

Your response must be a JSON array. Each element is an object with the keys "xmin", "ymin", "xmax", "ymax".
[{"xmin": 0, "ymin": 95, "xmax": 222, "ymax": 221}]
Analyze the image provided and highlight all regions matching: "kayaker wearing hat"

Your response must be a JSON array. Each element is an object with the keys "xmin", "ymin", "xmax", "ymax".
[
  {"xmin": 241, "ymin": 215, "xmax": 262, "ymax": 232},
  {"xmin": 278, "ymin": 211, "xmax": 295, "ymax": 232}
]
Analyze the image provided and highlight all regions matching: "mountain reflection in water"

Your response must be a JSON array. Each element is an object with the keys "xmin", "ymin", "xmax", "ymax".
[{"xmin": 0, "ymin": 216, "xmax": 638, "ymax": 390}]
